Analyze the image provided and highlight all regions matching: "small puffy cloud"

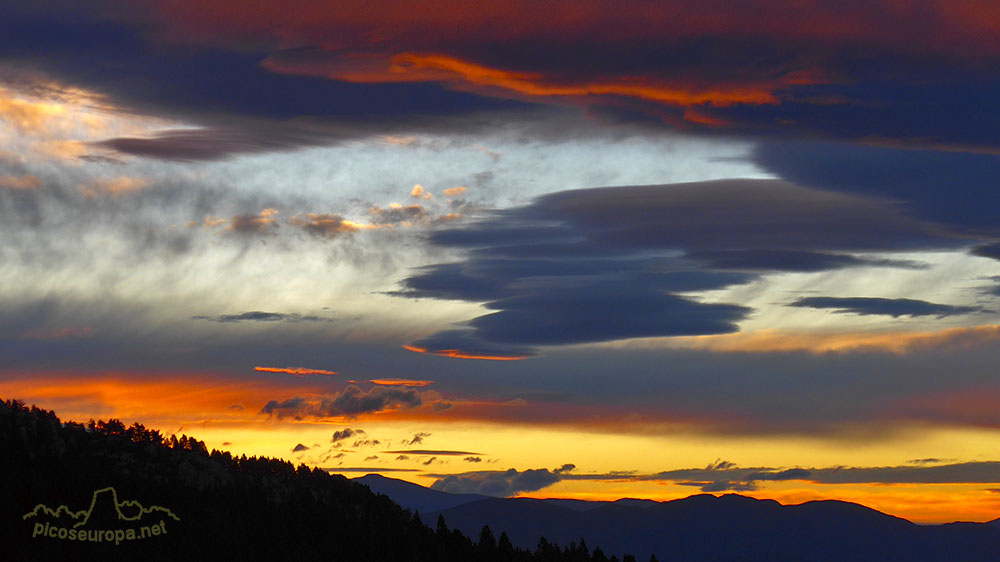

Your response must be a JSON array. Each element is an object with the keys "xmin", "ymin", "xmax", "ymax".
[
  {"xmin": 369, "ymin": 203, "xmax": 429, "ymax": 225},
  {"xmin": 410, "ymin": 184, "xmax": 432, "ymax": 199},
  {"xmin": 429, "ymin": 465, "xmax": 569, "ymax": 496},
  {"xmin": 464, "ymin": 456, "xmax": 482, "ymax": 463},
  {"xmin": 230, "ymin": 208, "xmax": 280, "ymax": 234},
  {"xmin": 443, "ymin": 186, "xmax": 467, "ymax": 197},
  {"xmin": 331, "ymin": 428, "xmax": 364, "ymax": 444},
  {"xmin": 192, "ymin": 209, "xmax": 285, "ymax": 234},
  {"xmin": 292, "ymin": 443, "xmax": 309, "ymax": 453},
  {"xmin": 422, "ymin": 456, "xmax": 438, "ymax": 466},
  {"xmin": 403, "ymin": 432, "xmax": 431, "ymax": 446},
  {"xmin": 364, "ymin": 455, "xmax": 379, "ymax": 461},
  {"xmin": 352, "ymin": 438, "xmax": 381, "ymax": 448},
  {"xmin": 289, "ymin": 213, "xmax": 362, "ymax": 238},
  {"xmin": 395, "ymin": 455, "xmax": 410, "ymax": 461}
]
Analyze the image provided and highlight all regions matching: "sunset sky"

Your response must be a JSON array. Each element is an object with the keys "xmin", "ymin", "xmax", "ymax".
[{"xmin": 3, "ymin": 0, "xmax": 1000, "ymax": 524}]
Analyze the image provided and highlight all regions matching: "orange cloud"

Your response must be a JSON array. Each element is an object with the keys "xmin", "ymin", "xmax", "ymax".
[
  {"xmin": 0, "ymin": 371, "xmax": 329, "ymax": 427},
  {"xmin": 0, "ymin": 174, "xmax": 41, "ymax": 190},
  {"xmin": 402, "ymin": 344, "xmax": 532, "ymax": 361},
  {"xmin": 228, "ymin": 208, "xmax": 279, "ymax": 234},
  {"xmin": 288, "ymin": 213, "xmax": 391, "ymax": 237},
  {"xmin": 81, "ymin": 176, "xmax": 151, "ymax": 197},
  {"xmin": 0, "ymin": 92, "xmax": 66, "ymax": 132},
  {"xmin": 265, "ymin": 51, "xmax": 788, "ymax": 108},
  {"xmin": 674, "ymin": 325, "xmax": 1000, "ymax": 354},
  {"xmin": 410, "ymin": 184, "xmax": 432, "ymax": 199},
  {"xmin": 255, "ymin": 366, "xmax": 340, "ymax": 377},
  {"xmin": 369, "ymin": 378, "xmax": 435, "ymax": 387},
  {"xmin": 442, "ymin": 186, "xmax": 467, "ymax": 197},
  {"xmin": 151, "ymin": 0, "xmax": 1000, "ymax": 128},
  {"xmin": 682, "ymin": 106, "xmax": 730, "ymax": 126}
]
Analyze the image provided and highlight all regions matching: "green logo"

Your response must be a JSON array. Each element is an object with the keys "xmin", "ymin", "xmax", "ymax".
[{"xmin": 24, "ymin": 487, "xmax": 180, "ymax": 545}]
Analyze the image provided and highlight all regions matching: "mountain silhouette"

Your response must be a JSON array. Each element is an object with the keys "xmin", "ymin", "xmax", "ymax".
[
  {"xmin": 361, "ymin": 475, "xmax": 1000, "ymax": 562},
  {"xmin": 354, "ymin": 474, "xmax": 491, "ymax": 513}
]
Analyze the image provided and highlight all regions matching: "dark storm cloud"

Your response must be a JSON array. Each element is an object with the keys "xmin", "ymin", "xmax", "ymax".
[
  {"xmin": 525, "ymin": 180, "xmax": 943, "ymax": 252},
  {"xmin": 429, "ymin": 467, "xmax": 565, "ymax": 496},
  {"xmin": 972, "ymin": 243, "xmax": 1000, "ymax": 261},
  {"xmin": 10, "ymin": 1, "xmax": 1000, "ymax": 162},
  {"xmin": 803, "ymin": 461, "xmax": 1000, "ymax": 485},
  {"xmin": 684, "ymin": 250, "xmax": 927, "ymax": 273},
  {"xmin": 401, "ymin": 179, "xmax": 956, "ymax": 356},
  {"xmin": 789, "ymin": 297, "xmax": 984, "ymax": 318},
  {"xmin": 469, "ymin": 282, "xmax": 747, "ymax": 346},
  {"xmin": 259, "ymin": 396, "xmax": 306, "ymax": 416},
  {"xmin": 754, "ymin": 142, "xmax": 1000, "ymax": 232},
  {"xmin": 92, "ymin": 126, "xmax": 339, "ymax": 162},
  {"xmin": 0, "ymin": 5, "xmax": 531, "ymax": 161},
  {"xmin": 259, "ymin": 385, "xmax": 423, "ymax": 419},
  {"xmin": 331, "ymin": 428, "xmax": 363, "ymax": 444}
]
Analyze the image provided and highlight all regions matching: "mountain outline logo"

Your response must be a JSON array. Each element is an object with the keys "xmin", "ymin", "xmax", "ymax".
[{"xmin": 24, "ymin": 486, "xmax": 179, "ymax": 545}]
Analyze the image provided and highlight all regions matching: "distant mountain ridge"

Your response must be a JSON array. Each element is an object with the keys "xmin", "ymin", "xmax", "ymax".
[
  {"xmin": 356, "ymin": 474, "xmax": 1000, "ymax": 562},
  {"xmin": 354, "ymin": 474, "xmax": 491, "ymax": 513}
]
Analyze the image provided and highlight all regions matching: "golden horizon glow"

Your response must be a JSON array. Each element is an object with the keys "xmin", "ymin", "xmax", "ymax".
[{"xmin": 4, "ymin": 372, "xmax": 1000, "ymax": 524}]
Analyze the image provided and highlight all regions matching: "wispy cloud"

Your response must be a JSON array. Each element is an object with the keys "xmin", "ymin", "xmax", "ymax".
[{"xmin": 255, "ymin": 366, "xmax": 339, "ymax": 376}]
